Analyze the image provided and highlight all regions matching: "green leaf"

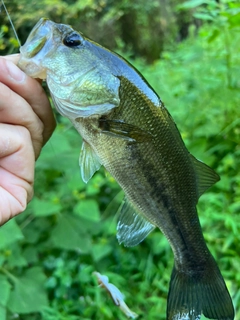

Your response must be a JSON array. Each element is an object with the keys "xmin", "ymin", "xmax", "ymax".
[
  {"xmin": 0, "ymin": 275, "xmax": 11, "ymax": 306},
  {"xmin": 50, "ymin": 214, "xmax": 91, "ymax": 253},
  {"xmin": 0, "ymin": 220, "xmax": 24, "ymax": 250},
  {"xmin": 74, "ymin": 199, "xmax": 101, "ymax": 222},
  {"xmin": 194, "ymin": 12, "xmax": 214, "ymax": 21},
  {"xmin": 0, "ymin": 305, "xmax": 7, "ymax": 320},
  {"xmin": 78, "ymin": 265, "xmax": 94, "ymax": 283},
  {"xmin": 22, "ymin": 246, "xmax": 38, "ymax": 264},
  {"xmin": 66, "ymin": 170, "xmax": 86, "ymax": 191},
  {"xmin": 31, "ymin": 198, "xmax": 62, "ymax": 217},
  {"xmin": 7, "ymin": 267, "xmax": 48, "ymax": 314},
  {"xmin": 178, "ymin": 0, "xmax": 208, "ymax": 9},
  {"xmin": 41, "ymin": 129, "xmax": 74, "ymax": 156},
  {"xmin": 21, "ymin": 218, "xmax": 50, "ymax": 244},
  {"xmin": 207, "ymin": 28, "xmax": 220, "ymax": 43},
  {"xmin": 7, "ymin": 243, "xmax": 27, "ymax": 268},
  {"xmin": 91, "ymin": 243, "xmax": 113, "ymax": 262},
  {"xmin": 0, "ymin": 306, "xmax": 6, "ymax": 320},
  {"xmin": 37, "ymin": 128, "xmax": 81, "ymax": 171}
]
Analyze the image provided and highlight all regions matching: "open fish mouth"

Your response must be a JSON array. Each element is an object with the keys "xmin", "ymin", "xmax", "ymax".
[
  {"xmin": 18, "ymin": 19, "xmax": 58, "ymax": 79},
  {"xmin": 21, "ymin": 19, "xmax": 49, "ymax": 59}
]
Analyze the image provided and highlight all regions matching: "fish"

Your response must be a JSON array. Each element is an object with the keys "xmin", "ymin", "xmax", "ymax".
[{"xmin": 18, "ymin": 18, "xmax": 234, "ymax": 320}]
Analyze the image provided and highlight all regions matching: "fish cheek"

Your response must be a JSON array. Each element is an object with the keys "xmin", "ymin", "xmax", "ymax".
[{"xmin": 71, "ymin": 70, "xmax": 120, "ymax": 106}]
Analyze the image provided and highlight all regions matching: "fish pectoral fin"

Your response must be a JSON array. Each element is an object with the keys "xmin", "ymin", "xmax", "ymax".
[
  {"xmin": 79, "ymin": 141, "xmax": 102, "ymax": 183},
  {"xmin": 117, "ymin": 197, "xmax": 155, "ymax": 247},
  {"xmin": 191, "ymin": 155, "xmax": 220, "ymax": 198},
  {"xmin": 99, "ymin": 119, "xmax": 152, "ymax": 143}
]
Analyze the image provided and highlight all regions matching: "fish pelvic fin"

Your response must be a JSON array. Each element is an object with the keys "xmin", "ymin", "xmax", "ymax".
[
  {"xmin": 167, "ymin": 257, "xmax": 234, "ymax": 320},
  {"xmin": 79, "ymin": 140, "xmax": 102, "ymax": 183}
]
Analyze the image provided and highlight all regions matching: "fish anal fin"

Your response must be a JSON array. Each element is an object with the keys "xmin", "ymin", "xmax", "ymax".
[
  {"xmin": 99, "ymin": 118, "xmax": 152, "ymax": 143},
  {"xmin": 117, "ymin": 197, "xmax": 155, "ymax": 247},
  {"xmin": 79, "ymin": 141, "xmax": 101, "ymax": 183},
  {"xmin": 191, "ymin": 155, "xmax": 220, "ymax": 198}
]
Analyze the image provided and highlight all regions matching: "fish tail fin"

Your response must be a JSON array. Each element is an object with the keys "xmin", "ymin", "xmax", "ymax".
[{"xmin": 167, "ymin": 257, "xmax": 234, "ymax": 320}]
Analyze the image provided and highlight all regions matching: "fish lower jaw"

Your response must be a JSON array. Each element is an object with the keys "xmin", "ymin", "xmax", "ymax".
[
  {"xmin": 18, "ymin": 58, "xmax": 47, "ymax": 79},
  {"xmin": 18, "ymin": 60, "xmax": 47, "ymax": 80}
]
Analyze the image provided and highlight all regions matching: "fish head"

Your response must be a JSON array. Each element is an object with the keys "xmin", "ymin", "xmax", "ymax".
[{"xmin": 18, "ymin": 18, "xmax": 120, "ymax": 118}]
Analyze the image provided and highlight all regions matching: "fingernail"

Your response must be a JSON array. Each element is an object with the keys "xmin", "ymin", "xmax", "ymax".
[{"xmin": 6, "ymin": 60, "xmax": 26, "ymax": 83}]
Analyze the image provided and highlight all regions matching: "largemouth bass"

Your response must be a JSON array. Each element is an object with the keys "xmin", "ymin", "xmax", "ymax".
[{"xmin": 18, "ymin": 18, "xmax": 234, "ymax": 320}]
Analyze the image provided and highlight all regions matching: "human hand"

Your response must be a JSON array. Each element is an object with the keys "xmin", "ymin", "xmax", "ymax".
[{"xmin": 0, "ymin": 55, "xmax": 56, "ymax": 224}]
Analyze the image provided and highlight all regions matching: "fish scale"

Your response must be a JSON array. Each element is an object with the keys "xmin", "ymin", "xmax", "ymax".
[
  {"xmin": 18, "ymin": 18, "xmax": 234, "ymax": 320},
  {"xmin": 76, "ymin": 76, "xmax": 214, "ymax": 273}
]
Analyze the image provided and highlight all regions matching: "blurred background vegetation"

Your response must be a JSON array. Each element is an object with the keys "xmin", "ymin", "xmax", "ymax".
[{"xmin": 0, "ymin": 0, "xmax": 240, "ymax": 319}]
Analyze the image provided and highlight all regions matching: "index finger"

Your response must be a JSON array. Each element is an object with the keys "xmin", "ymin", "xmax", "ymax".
[
  {"xmin": 2, "ymin": 54, "xmax": 42, "ymax": 84},
  {"xmin": 1, "ymin": 54, "xmax": 20, "ymax": 65},
  {"xmin": 0, "ymin": 56, "xmax": 56, "ymax": 146}
]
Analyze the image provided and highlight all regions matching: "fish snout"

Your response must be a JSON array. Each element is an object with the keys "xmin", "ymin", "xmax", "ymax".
[{"xmin": 18, "ymin": 18, "xmax": 57, "ymax": 79}]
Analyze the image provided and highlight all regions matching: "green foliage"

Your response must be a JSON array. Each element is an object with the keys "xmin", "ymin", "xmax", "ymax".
[
  {"xmin": 0, "ymin": 0, "xmax": 240, "ymax": 319},
  {"xmin": 1, "ymin": 0, "xmax": 193, "ymax": 61}
]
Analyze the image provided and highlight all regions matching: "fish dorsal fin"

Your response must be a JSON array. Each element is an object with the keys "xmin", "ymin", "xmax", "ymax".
[
  {"xmin": 117, "ymin": 197, "xmax": 155, "ymax": 247},
  {"xmin": 191, "ymin": 155, "xmax": 220, "ymax": 198},
  {"xmin": 79, "ymin": 141, "xmax": 101, "ymax": 183}
]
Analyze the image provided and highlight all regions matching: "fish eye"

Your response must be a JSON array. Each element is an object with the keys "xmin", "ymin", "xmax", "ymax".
[{"xmin": 63, "ymin": 33, "xmax": 82, "ymax": 47}]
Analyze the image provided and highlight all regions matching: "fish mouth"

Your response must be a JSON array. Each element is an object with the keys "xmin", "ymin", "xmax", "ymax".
[
  {"xmin": 22, "ymin": 19, "xmax": 49, "ymax": 58},
  {"xmin": 18, "ymin": 18, "xmax": 55, "ymax": 79}
]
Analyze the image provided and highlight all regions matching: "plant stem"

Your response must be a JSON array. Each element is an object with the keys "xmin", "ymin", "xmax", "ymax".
[{"xmin": 0, "ymin": 267, "xmax": 18, "ymax": 284}]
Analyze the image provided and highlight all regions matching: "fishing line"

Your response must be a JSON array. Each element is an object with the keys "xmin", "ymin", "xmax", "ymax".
[{"xmin": 1, "ymin": 0, "xmax": 21, "ymax": 47}]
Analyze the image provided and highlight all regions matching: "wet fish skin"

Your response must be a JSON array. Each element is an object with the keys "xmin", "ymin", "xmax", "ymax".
[{"xmin": 18, "ymin": 19, "xmax": 234, "ymax": 320}]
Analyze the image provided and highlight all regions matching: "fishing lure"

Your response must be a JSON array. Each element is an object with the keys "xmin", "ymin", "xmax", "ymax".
[{"xmin": 93, "ymin": 271, "xmax": 138, "ymax": 319}]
